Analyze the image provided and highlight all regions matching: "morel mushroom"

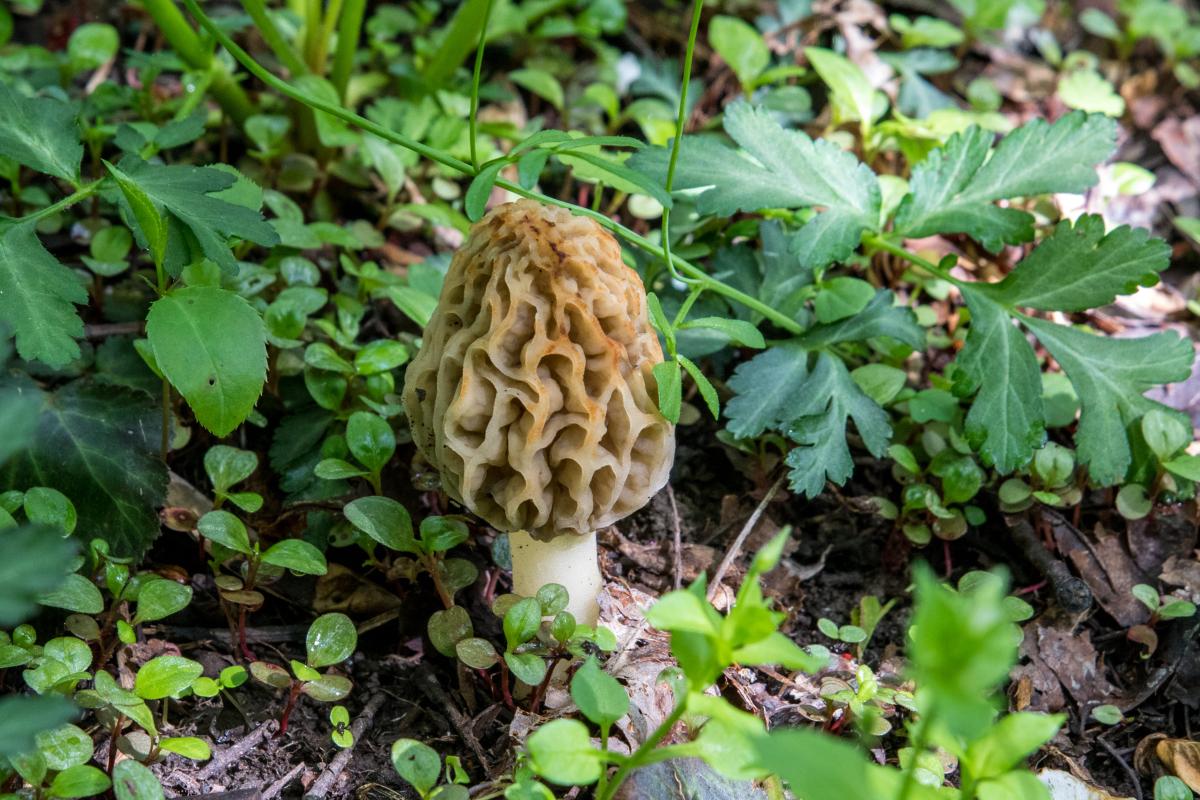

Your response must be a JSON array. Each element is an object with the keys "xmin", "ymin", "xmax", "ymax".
[{"xmin": 403, "ymin": 200, "xmax": 675, "ymax": 624}]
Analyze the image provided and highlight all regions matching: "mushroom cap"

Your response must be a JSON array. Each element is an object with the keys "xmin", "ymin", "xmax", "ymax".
[{"xmin": 403, "ymin": 200, "xmax": 675, "ymax": 541}]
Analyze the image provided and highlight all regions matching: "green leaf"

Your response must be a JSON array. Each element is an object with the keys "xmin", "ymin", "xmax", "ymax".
[
  {"xmin": 814, "ymin": 277, "xmax": 876, "ymax": 323},
  {"xmin": 0, "ymin": 380, "xmax": 168, "ymax": 559},
  {"xmin": 805, "ymin": 47, "xmax": 880, "ymax": 132},
  {"xmin": 955, "ymin": 288, "xmax": 1045, "ymax": 473},
  {"xmin": 0, "ymin": 695, "xmax": 77, "ymax": 758},
  {"xmin": 391, "ymin": 738, "xmax": 441, "ymax": 796},
  {"xmin": 980, "ymin": 216, "xmax": 1170, "ymax": 311},
  {"xmin": 67, "ymin": 23, "xmax": 118, "ymax": 71},
  {"xmin": 710, "ymin": 15, "xmax": 770, "ymax": 89},
  {"xmin": 0, "ymin": 525, "xmax": 75, "ymax": 625},
  {"xmin": 306, "ymin": 612, "xmax": 357, "ymax": 667},
  {"xmin": 1164, "ymin": 454, "xmax": 1200, "ymax": 482},
  {"xmin": 23, "ymin": 487, "xmax": 76, "ymax": 534},
  {"xmin": 678, "ymin": 317, "xmax": 765, "ymax": 348},
  {"xmin": 197, "ymin": 510, "xmax": 252, "ymax": 554},
  {"xmin": 294, "ymin": 75, "xmax": 358, "ymax": 147},
  {"xmin": 110, "ymin": 157, "xmax": 278, "ymax": 275},
  {"xmin": 346, "ymin": 411, "xmax": 395, "ymax": 474},
  {"xmin": 505, "ymin": 651, "xmax": 547, "ymax": 685},
  {"xmin": 0, "ymin": 82, "xmax": 82, "ymax": 181},
  {"xmin": 261, "ymin": 538, "xmax": 328, "ymax": 575},
  {"xmin": 630, "ymin": 101, "xmax": 879, "ymax": 269},
  {"xmin": 465, "ymin": 160, "xmax": 504, "ymax": 222},
  {"xmin": 39, "ymin": 573, "xmax": 104, "ymax": 615},
  {"xmin": 1155, "ymin": 777, "xmax": 1193, "ymax": 800},
  {"xmin": 104, "ymin": 160, "xmax": 168, "ymax": 268},
  {"xmin": 1021, "ymin": 317, "xmax": 1194, "ymax": 485},
  {"xmin": 344, "ymin": 495, "xmax": 417, "ymax": 553},
  {"xmin": 653, "ymin": 359, "xmax": 682, "ymax": 424},
  {"xmin": 429, "ymin": 605, "xmax": 474, "ymax": 657},
  {"xmin": 527, "ymin": 719, "xmax": 601, "ymax": 786},
  {"xmin": 0, "ymin": 222, "xmax": 87, "ymax": 367},
  {"xmin": 557, "ymin": 149, "xmax": 672, "ymax": 208},
  {"xmin": 895, "ymin": 113, "xmax": 1117, "ymax": 251},
  {"xmin": 48, "ymin": 765, "xmax": 111, "ymax": 799},
  {"xmin": 146, "ymin": 286, "xmax": 268, "ymax": 437},
  {"xmin": 570, "ymin": 657, "xmax": 629, "ymax": 727},
  {"xmin": 726, "ymin": 345, "xmax": 815, "ymax": 439},
  {"xmin": 158, "ymin": 736, "xmax": 211, "ymax": 760},
  {"xmin": 112, "ymin": 759, "xmax": 164, "ymax": 800},
  {"xmin": 354, "ymin": 340, "xmax": 409, "ymax": 375},
  {"xmin": 677, "ymin": 354, "xmax": 719, "ymax": 420},
  {"xmin": 504, "ymin": 597, "xmax": 543, "ymax": 650},
  {"xmin": 36, "ymin": 723, "xmax": 93, "ymax": 770},
  {"xmin": 962, "ymin": 711, "xmax": 1065, "ymax": 780},
  {"xmin": 204, "ymin": 445, "xmax": 258, "ymax": 495},
  {"xmin": 134, "ymin": 655, "xmax": 204, "ymax": 700},
  {"xmin": 456, "ymin": 637, "xmax": 499, "ymax": 669},
  {"xmin": 0, "ymin": 384, "xmax": 40, "ymax": 464},
  {"xmin": 752, "ymin": 728, "xmax": 875, "ymax": 799},
  {"xmin": 420, "ymin": 516, "xmax": 469, "ymax": 552},
  {"xmin": 785, "ymin": 353, "xmax": 892, "ymax": 497},
  {"xmin": 300, "ymin": 673, "xmax": 352, "ymax": 701},
  {"xmin": 510, "ymin": 68, "xmax": 565, "ymax": 110}
]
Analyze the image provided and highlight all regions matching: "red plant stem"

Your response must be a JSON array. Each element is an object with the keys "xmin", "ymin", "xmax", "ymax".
[
  {"xmin": 498, "ymin": 661, "xmax": 515, "ymax": 710},
  {"xmin": 106, "ymin": 714, "xmax": 125, "ymax": 774},
  {"xmin": 277, "ymin": 682, "xmax": 303, "ymax": 737},
  {"xmin": 237, "ymin": 606, "xmax": 255, "ymax": 661},
  {"xmin": 529, "ymin": 653, "xmax": 564, "ymax": 714}
]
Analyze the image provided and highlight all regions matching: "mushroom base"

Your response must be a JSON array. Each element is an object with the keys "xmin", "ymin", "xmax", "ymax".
[{"xmin": 508, "ymin": 529, "xmax": 602, "ymax": 626}]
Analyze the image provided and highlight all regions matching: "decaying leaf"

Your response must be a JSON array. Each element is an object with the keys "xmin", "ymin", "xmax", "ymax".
[{"xmin": 1039, "ymin": 769, "xmax": 1132, "ymax": 800}]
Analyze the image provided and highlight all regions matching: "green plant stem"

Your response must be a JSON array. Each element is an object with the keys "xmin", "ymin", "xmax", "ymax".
[
  {"xmin": 597, "ymin": 701, "xmax": 688, "ymax": 800},
  {"xmin": 240, "ymin": 0, "xmax": 307, "ymax": 76},
  {"xmin": 141, "ymin": 0, "xmax": 253, "ymax": 125},
  {"xmin": 20, "ymin": 180, "xmax": 104, "ymax": 222},
  {"xmin": 896, "ymin": 709, "xmax": 934, "ymax": 800},
  {"xmin": 659, "ymin": 0, "xmax": 706, "ymax": 289},
  {"xmin": 314, "ymin": 0, "xmax": 344, "ymax": 74},
  {"xmin": 330, "ymin": 0, "xmax": 366, "ymax": 99},
  {"xmin": 468, "ymin": 0, "xmax": 496, "ymax": 171},
  {"xmin": 596, "ymin": 720, "xmax": 612, "ymax": 797},
  {"xmin": 862, "ymin": 233, "xmax": 964, "ymax": 288},
  {"xmin": 179, "ymin": 0, "xmax": 805, "ymax": 335}
]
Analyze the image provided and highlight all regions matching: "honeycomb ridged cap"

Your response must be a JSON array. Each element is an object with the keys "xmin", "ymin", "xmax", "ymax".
[{"xmin": 403, "ymin": 200, "xmax": 675, "ymax": 540}]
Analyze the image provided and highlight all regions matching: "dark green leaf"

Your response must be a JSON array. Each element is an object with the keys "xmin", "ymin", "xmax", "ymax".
[
  {"xmin": 0, "ymin": 695, "xmax": 77, "ymax": 758},
  {"xmin": 306, "ymin": 612, "xmax": 357, "ymax": 667},
  {"xmin": 725, "ymin": 345, "xmax": 810, "ymax": 438},
  {"xmin": 0, "ymin": 82, "xmax": 82, "ymax": 181},
  {"xmin": 0, "ymin": 223, "xmax": 87, "ymax": 367},
  {"xmin": 796, "ymin": 290, "xmax": 924, "ymax": 350},
  {"xmin": 261, "ymin": 539, "xmax": 328, "ymax": 575},
  {"xmin": 0, "ymin": 526, "xmax": 75, "ymax": 625}
]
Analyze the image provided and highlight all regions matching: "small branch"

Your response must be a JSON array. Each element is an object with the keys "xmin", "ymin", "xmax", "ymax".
[
  {"xmin": 707, "ymin": 476, "xmax": 785, "ymax": 602},
  {"xmin": 263, "ymin": 763, "xmax": 304, "ymax": 800},
  {"xmin": 197, "ymin": 721, "xmax": 274, "ymax": 781},
  {"xmin": 1009, "ymin": 519, "xmax": 1092, "ymax": 614},
  {"xmin": 416, "ymin": 663, "xmax": 492, "ymax": 773},
  {"xmin": 302, "ymin": 692, "xmax": 386, "ymax": 800},
  {"xmin": 1097, "ymin": 736, "xmax": 1143, "ymax": 800}
]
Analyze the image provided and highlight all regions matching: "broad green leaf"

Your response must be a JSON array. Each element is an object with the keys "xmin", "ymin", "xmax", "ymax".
[
  {"xmin": 346, "ymin": 411, "xmax": 395, "ymax": 474},
  {"xmin": 158, "ymin": 736, "xmax": 211, "ymax": 760},
  {"xmin": 391, "ymin": 738, "xmax": 441, "ymax": 796},
  {"xmin": 955, "ymin": 288, "xmax": 1045, "ymax": 473},
  {"xmin": 0, "ymin": 380, "xmax": 167, "ymax": 559},
  {"xmin": 36, "ymin": 723, "xmax": 93, "ymax": 770},
  {"xmin": 197, "ymin": 510, "xmax": 252, "ymax": 554},
  {"xmin": 981, "ymin": 216, "xmax": 1169, "ymax": 311},
  {"xmin": 132, "ymin": 578, "xmax": 192, "ymax": 624},
  {"xmin": 104, "ymin": 160, "xmax": 168, "ymax": 268},
  {"xmin": 429, "ymin": 605, "xmax": 473, "ymax": 657},
  {"xmin": 0, "ymin": 82, "xmax": 82, "ymax": 181},
  {"xmin": 0, "ymin": 223, "xmax": 87, "ymax": 367},
  {"xmin": 306, "ymin": 612, "xmax": 357, "ymax": 667},
  {"xmin": 725, "ymin": 345, "xmax": 810, "ymax": 438},
  {"xmin": 67, "ymin": 23, "xmax": 118, "ymax": 71},
  {"xmin": 110, "ymin": 157, "xmax": 278, "ymax": 275},
  {"xmin": 0, "ymin": 384, "xmax": 40, "ymax": 464},
  {"xmin": 814, "ymin": 277, "xmax": 875, "ymax": 323},
  {"xmin": 1022, "ymin": 317, "xmax": 1194, "ymax": 485},
  {"xmin": 526, "ymin": 719, "xmax": 602, "ymax": 786},
  {"xmin": 631, "ymin": 101, "xmax": 879, "ymax": 269},
  {"xmin": 204, "ymin": 445, "xmax": 258, "ymax": 494},
  {"xmin": 785, "ymin": 353, "xmax": 892, "ymax": 497},
  {"xmin": 39, "ymin": 574, "xmax": 104, "ymax": 615},
  {"xmin": 343, "ymin": 495, "xmax": 417, "ymax": 553},
  {"xmin": 895, "ymin": 113, "xmax": 1117, "ymax": 251},
  {"xmin": 0, "ymin": 695, "xmax": 76, "ymax": 758},
  {"xmin": 294, "ymin": 75, "xmax": 358, "ymax": 147},
  {"xmin": 503, "ymin": 597, "xmax": 543, "ymax": 649},
  {"xmin": 261, "ymin": 538, "xmax": 328, "ymax": 575},
  {"xmin": 112, "ymin": 759, "xmax": 164, "ymax": 800},
  {"xmin": 299, "ymin": 673, "xmax": 352, "ymax": 701},
  {"xmin": 710, "ymin": 15, "xmax": 770, "ymax": 89},
  {"xmin": 963, "ymin": 712, "xmax": 1065, "ymax": 780},
  {"xmin": 752, "ymin": 728, "xmax": 875, "ymax": 799},
  {"xmin": 796, "ymin": 291, "xmax": 925, "ymax": 349},
  {"xmin": 48, "ymin": 764, "xmax": 111, "ymax": 798},
  {"xmin": 0, "ymin": 525, "xmax": 75, "ymax": 625},
  {"xmin": 679, "ymin": 317, "xmax": 765, "ymax": 348},
  {"xmin": 23, "ymin": 487, "xmax": 75, "ymax": 534},
  {"xmin": 805, "ymin": 47, "xmax": 880, "ymax": 131},
  {"xmin": 135, "ymin": 655, "xmax": 204, "ymax": 699},
  {"xmin": 570, "ymin": 657, "xmax": 629, "ymax": 727},
  {"xmin": 505, "ymin": 651, "xmax": 547, "ymax": 685},
  {"xmin": 146, "ymin": 286, "xmax": 268, "ymax": 436},
  {"xmin": 510, "ymin": 68, "xmax": 564, "ymax": 110}
]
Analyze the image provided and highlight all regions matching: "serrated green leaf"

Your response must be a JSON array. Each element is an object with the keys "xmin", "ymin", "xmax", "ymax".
[
  {"xmin": 112, "ymin": 157, "xmax": 278, "ymax": 275},
  {"xmin": 0, "ymin": 223, "xmax": 87, "ymax": 367},
  {"xmin": 725, "ymin": 345, "xmax": 809, "ymax": 438},
  {"xmin": 0, "ymin": 379, "xmax": 168, "ymax": 559},
  {"xmin": 785, "ymin": 353, "xmax": 891, "ymax": 497},
  {"xmin": 1022, "ymin": 317, "xmax": 1194, "ymax": 485},
  {"xmin": 895, "ymin": 113, "xmax": 1116, "ymax": 251},
  {"xmin": 0, "ymin": 82, "xmax": 82, "ymax": 181},
  {"xmin": 630, "ymin": 101, "xmax": 878, "ymax": 268},
  {"xmin": 796, "ymin": 290, "xmax": 924, "ymax": 349},
  {"xmin": 981, "ymin": 216, "xmax": 1169, "ymax": 311},
  {"xmin": 955, "ymin": 288, "xmax": 1045, "ymax": 473},
  {"xmin": 146, "ymin": 286, "xmax": 268, "ymax": 436}
]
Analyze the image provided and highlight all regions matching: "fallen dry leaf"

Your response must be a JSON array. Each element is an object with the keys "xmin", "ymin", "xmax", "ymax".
[
  {"xmin": 1012, "ymin": 623, "xmax": 1115, "ymax": 712},
  {"xmin": 1050, "ymin": 516, "xmax": 1150, "ymax": 627},
  {"xmin": 1039, "ymin": 769, "xmax": 1132, "ymax": 800},
  {"xmin": 1153, "ymin": 116, "xmax": 1200, "ymax": 186},
  {"xmin": 313, "ymin": 562, "xmax": 403, "ymax": 616},
  {"xmin": 1156, "ymin": 738, "xmax": 1200, "ymax": 792}
]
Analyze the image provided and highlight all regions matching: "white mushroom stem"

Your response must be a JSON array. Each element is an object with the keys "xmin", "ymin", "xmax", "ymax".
[{"xmin": 508, "ymin": 529, "xmax": 602, "ymax": 626}]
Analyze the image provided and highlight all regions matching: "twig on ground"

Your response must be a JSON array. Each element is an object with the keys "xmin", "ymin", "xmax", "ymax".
[
  {"xmin": 262, "ymin": 763, "xmax": 305, "ymax": 800},
  {"xmin": 302, "ymin": 692, "xmax": 386, "ymax": 800},
  {"xmin": 177, "ymin": 790, "xmax": 261, "ymax": 800},
  {"xmin": 1009, "ymin": 519, "xmax": 1092, "ymax": 614},
  {"xmin": 197, "ymin": 722, "xmax": 274, "ymax": 781},
  {"xmin": 1097, "ymin": 736, "xmax": 1144, "ymax": 800},
  {"xmin": 666, "ymin": 485, "xmax": 683, "ymax": 591},
  {"xmin": 415, "ymin": 663, "xmax": 491, "ymax": 774},
  {"xmin": 707, "ymin": 475, "xmax": 785, "ymax": 602}
]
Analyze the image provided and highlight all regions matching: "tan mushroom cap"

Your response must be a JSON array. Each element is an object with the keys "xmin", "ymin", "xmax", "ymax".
[{"xmin": 403, "ymin": 200, "xmax": 675, "ymax": 541}]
